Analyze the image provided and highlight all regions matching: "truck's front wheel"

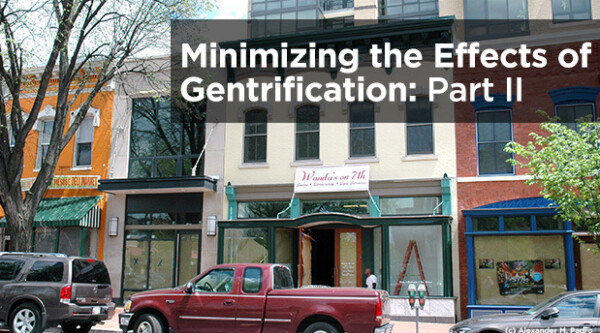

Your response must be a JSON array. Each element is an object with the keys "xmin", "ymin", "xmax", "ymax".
[
  {"xmin": 133, "ymin": 314, "xmax": 163, "ymax": 333},
  {"xmin": 304, "ymin": 322, "xmax": 339, "ymax": 333}
]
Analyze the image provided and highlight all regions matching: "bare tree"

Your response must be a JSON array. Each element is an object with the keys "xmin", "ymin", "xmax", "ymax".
[{"xmin": 0, "ymin": 0, "xmax": 214, "ymax": 251}]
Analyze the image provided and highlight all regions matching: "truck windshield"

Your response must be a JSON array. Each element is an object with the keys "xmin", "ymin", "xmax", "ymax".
[
  {"xmin": 273, "ymin": 266, "xmax": 294, "ymax": 289},
  {"xmin": 72, "ymin": 259, "xmax": 111, "ymax": 284}
]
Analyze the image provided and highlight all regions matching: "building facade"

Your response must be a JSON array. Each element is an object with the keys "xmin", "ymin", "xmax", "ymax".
[
  {"xmin": 454, "ymin": 0, "xmax": 600, "ymax": 319},
  {"xmin": 216, "ymin": 9, "xmax": 460, "ymax": 319},
  {"xmin": 0, "ymin": 79, "xmax": 114, "ymax": 259}
]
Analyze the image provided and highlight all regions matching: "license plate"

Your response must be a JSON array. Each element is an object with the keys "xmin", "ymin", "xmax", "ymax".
[{"xmin": 92, "ymin": 307, "xmax": 101, "ymax": 315}]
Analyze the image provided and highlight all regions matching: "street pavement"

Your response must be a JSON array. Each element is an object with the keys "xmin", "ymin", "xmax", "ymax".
[{"xmin": 0, "ymin": 307, "xmax": 452, "ymax": 333}]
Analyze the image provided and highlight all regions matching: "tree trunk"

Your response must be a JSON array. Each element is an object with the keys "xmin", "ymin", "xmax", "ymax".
[{"xmin": 3, "ymin": 199, "xmax": 34, "ymax": 252}]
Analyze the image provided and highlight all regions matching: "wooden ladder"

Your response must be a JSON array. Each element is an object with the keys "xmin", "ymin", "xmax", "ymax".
[{"xmin": 393, "ymin": 240, "xmax": 429, "ymax": 296}]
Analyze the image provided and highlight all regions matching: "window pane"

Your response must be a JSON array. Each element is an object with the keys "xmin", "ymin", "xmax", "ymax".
[
  {"xmin": 504, "ymin": 216, "xmax": 531, "ymax": 231},
  {"xmin": 296, "ymin": 106, "xmax": 319, "ymax": 131},
  {"xmin": 58, "ymin": 227, "xmax": 82, "ymax": 256},
  {"xmin": 124, "ymin": 231, "xmax": 149, "ymax": 290},
  {"xmin": 273, "ymin": 266, "xmax": 294, "ymax": 289},
  {"xmin": 474, "ymin": 235, "xmax": 567, "ymax": 305},
  {"xmin": 243, "ymin": 267, "xmax": 262, "ymax": 293},
  {"xmin": 76, "ymin": 142, "xmax": 92, "ymax": 166},
  {"xmin": 195, "ymin": 269, "xmax": 235, "ymax": 293},
  {"xmin": 149, "ymin": 239, "xmax": 175, "ymax": 289},
  {"xmin": 223, "ymin": 228, "xmax": 269, "ymax": 264},
  {"xmin": 473, "ymin": 217, "xmax": 499, "ymax": 231},
  {"xmin": 27, "ymin": 261, "xmax": 64, "ymax": 282},
  {"xmin": 129, "ymin": 160, "xmax": 152, "ymax": 178},
  {"xmin": 131, "ymin": 100, "xmax": 156, "ymax": 158},
  {"xmin": 407, "ymin": 125, "xmax": 433, "ymax": 155},
  {"xmin": 302, "ymin": 199, "xmax": 369, "ymax": 215},
  {"xmin": 238, "ymin": 201, "xmax": 290, "ymax": 219},
  {"xmin": 76, "ymin": 118, "xmax": 94, "ymax": 143},
  {"xmin": 350, "ymin": 128, "xmax": 375, "ymax": 157},
  {"xmin": 72, "ymin": 259, "xmax": 111, "ymax": 284},
  {"xmin": 555, "ymin": 295, "xmax": 597, "ymax": 318},
  {"xmin": 388, "ymin": 225, "xmax": 444, "ymax": 296},
  {"xmin": 536, "ymin": 216, "xmax": 562, "ymax": 230},
  {"xmin": 380, "ymin": 197, "xmax": 441, "ymax": 215},
  {"xmin": 350, "ymin": 102, "xmax": 374, "ymax": 128},
  {"xmin": 34, "ymin": 228, "xmax": 56, "ymax": 252},
  {"xmin": 156, "ymin": 159, "xmax": 177, "ymax": 177},
  {"xmin": 0, "ymin": 259, "xmax": 24, "ymax": 280},
  {"xmin": 42, "ymin": 121, "xmax": 53, "ymax": 144}
]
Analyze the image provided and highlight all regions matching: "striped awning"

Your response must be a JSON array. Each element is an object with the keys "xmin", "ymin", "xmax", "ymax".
[{"xmin": 0, "ymin": 196, "xmax": 102, "ymax": 228}]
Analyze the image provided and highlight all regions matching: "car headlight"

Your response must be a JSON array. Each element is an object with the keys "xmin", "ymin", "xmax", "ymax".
[
  {"xmin": 124, "ymin": 300, "xmax": 132, "ymax": 313},
  {"xmin": 450, "ymin": 328, "xmax": 471, "ymax": 333}
]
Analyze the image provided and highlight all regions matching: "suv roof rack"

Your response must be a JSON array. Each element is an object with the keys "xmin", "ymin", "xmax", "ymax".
[{"xmin": 0, "ymin": 252, "xmax": 68, "ymax": 258}]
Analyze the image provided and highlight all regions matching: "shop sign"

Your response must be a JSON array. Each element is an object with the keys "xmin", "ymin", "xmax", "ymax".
[
  {"xmin": 21, "ymin": 175, "xmax": 100, "ymax": 191},
  {"xmin": 294, "ymin": 165, "xmax": 369, "ymax": 193},
  {"xmin": 496, "ymin": 260, "xmax": 544, "ymax": 295}
]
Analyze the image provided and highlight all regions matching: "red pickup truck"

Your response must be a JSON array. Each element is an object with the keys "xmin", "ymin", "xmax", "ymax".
[{"xmin": 119, "ymin": 263, "xmax": 392, "ymax": 333}]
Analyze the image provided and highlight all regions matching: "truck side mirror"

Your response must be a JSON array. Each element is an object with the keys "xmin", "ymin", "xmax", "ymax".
[
  {"xmin": 185, "ymin": 281, "xmax": 194, "ymax": 294},
  {"xmin": 540, "ymin": 307, "xmax": 559, "ymax": 320}
]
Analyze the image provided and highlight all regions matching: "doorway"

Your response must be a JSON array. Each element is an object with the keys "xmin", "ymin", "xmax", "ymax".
[
  {"xmin": 311, "ymin": 229, "xmax": 334, "ymax": 286},
  {"xmin": 300, "ymin": 227, "xmax": 362, "ymax": 287}
]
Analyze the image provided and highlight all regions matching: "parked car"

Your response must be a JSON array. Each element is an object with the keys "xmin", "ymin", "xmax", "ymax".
[
  {"xmin": 0, "ymin": 252, "xmax": 115, "ymax": 333},
  {"xmin": 450, "ymin": 290, "xmax": 600, "ymax": 333},
  {"xmin": 120, "ymin": 263, "xmax": 393, "ymax": 333}
]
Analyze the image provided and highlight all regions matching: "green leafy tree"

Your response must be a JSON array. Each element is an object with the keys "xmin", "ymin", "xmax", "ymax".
[
  {"xmin": 0, "ymin": 0, "xmax": 214, "ymax": 251},
  {"xmin": 506, "ymin": 115, "xmax": 600, "ymax": 251}
]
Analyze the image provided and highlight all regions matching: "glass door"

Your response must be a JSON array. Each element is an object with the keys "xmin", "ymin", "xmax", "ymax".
[
  {"xmin": 334, "ymin": 228, "xmax": 362, "ymax": 287},
  {"xmin": 178, "ymin": 232, "xmax": 201, "ymax": 284}
]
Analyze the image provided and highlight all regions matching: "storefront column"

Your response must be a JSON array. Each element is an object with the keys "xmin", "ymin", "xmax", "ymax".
[
  {"xmin": 290, "ymin": 198, "xmax": 300, "ymax": 218},
  {"xmin": 563, "ymin": 221, "xmax": 576, "ymax": 291},
  {"xmin": 369, "ymin": 196, "xmax": 380, "ymax": 217},
  {"xmin": 441, "ymin": 174, "xmax": 452, "ymax": 216},
  {"xmin": 225, "ymin": 185, "xmax": 237, "ymax": 220},
  {"xmin": 465, "ymin": 216, "xmax": 476, "ymax": 306}
]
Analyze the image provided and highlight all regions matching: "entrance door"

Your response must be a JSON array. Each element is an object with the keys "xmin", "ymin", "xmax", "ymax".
[
  {"xmin": 178, "ymin": 232, "xmax": 201, "ymax": 284},
  {"xmin": 335, "ymin": 228, "xmax": 362, "ymax": 287}
]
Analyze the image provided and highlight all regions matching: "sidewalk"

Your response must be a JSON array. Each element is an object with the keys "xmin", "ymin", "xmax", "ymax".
[{"xmin": 86, "ymin": 307, "xmax": 452, "ymax": 333}]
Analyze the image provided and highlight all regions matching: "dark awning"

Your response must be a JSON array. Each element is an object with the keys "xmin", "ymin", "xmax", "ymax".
[
  {"xmin": 0, "ymin": 196, "xmax": 102, "ymax": 228},
  {"xmin": 98, "ymin": 176, "xmax": 217, "ymax": 194}
]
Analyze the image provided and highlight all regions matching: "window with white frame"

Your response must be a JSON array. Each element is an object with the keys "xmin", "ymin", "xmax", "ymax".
[
  {"xmin": 349, "ymin": 102, "xmax": 375, "ymax": 158},
  {"xmin": 74, "ymin": 118, "xmax": 94, "ymax": 167},
  {"xmin": 295, "ymin": 105, "xmax": 319, "ymax": 161},
  {"xmin": 406, "ymin": 97, "xmax": 434, "ymax": 155},
  {"xmin": 36, "ymin": 120, "xmax": 53, "ymax": 169},
  {"xmin": 476, "ymin": 109, "xmax": 514, "ymax": 175}
]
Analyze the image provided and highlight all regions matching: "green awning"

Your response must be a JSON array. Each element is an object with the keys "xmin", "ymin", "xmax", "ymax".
[{"xmin": 0, "ymin": 196, "xmax": 102, "ymax": 228}]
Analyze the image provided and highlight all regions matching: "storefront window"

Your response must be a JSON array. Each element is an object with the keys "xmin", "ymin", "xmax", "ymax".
[
  {"xmin": 276, "ymin": 228, "xmax": 294, "ymax": 268},
  {"xmin": 380, "ymin": 197, "xmax": 441, "ymax": 216},
  {"xmin": 504, "ymin": 216, "xmax": 531, "ymax": 231},
  {"xmin": 473, "ymin": 217, "xmax": 499, "ymax": 231},
  {"xmin": 123, "ymin": 230, "xmax": 150, "ymax": 291},
  {"xmin": 34, "ymin": 228, "xmax": 57, "ymax": 253},
  {"xmin": 238, "ymin": 201, "xmax": 290, "ymax": 219},
  {"xmin": 58, "ymin": 228, "xmax": 82, "ymax": 256},
  {"xmin": 474, "ymin": 235, "xmax": 567, "ymax": 306},
  {"xmin": 301, "ymin": 199, "xmax": 369, "ymax": 215},
  {"xmin": 536, "ymin": 216, "xmax": 562, "ymax": 230},
  {"xmin": 389, "ymin": 225, "xmax": 444, "ymax": 296},
  {"xmin": 223, "ymin": 228, "xmax": 269, "ymax": 264}
]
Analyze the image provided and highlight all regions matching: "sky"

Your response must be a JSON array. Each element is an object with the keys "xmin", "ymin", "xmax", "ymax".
[{"xmin": 207, "ymin": 0, "xmax": 248, "ymax": 19}]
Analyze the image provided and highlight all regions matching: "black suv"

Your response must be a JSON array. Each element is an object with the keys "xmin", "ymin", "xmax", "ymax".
[{"xmin": 0, "ymin": 252, "xmax": 115, "ymax": 333}]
